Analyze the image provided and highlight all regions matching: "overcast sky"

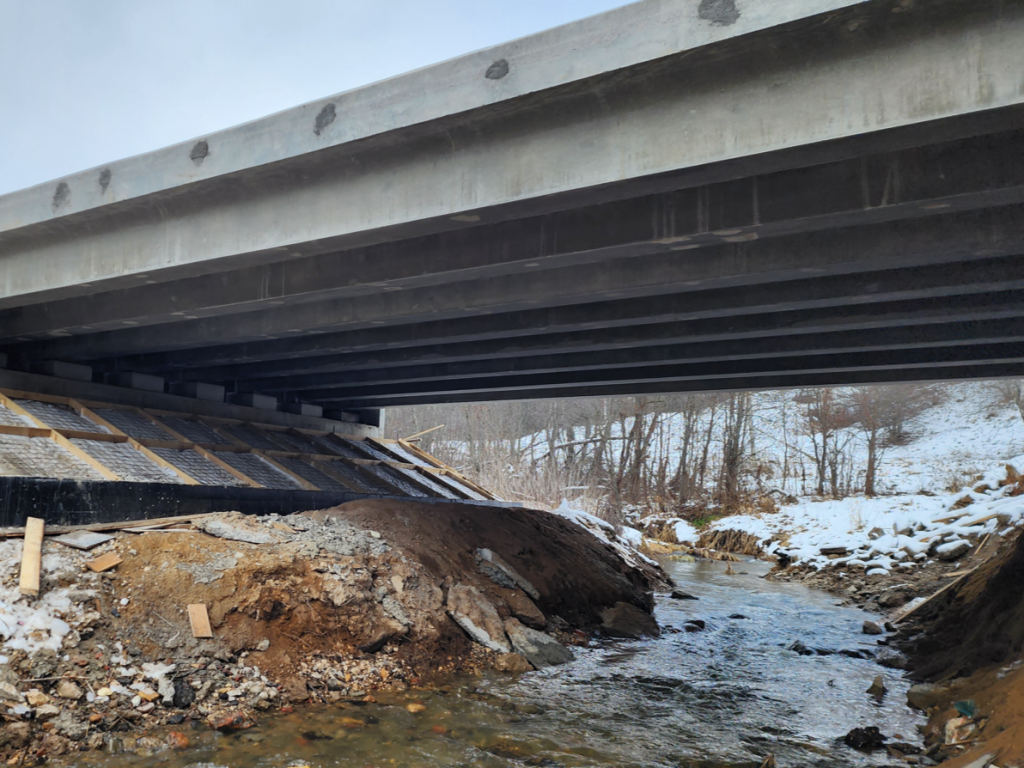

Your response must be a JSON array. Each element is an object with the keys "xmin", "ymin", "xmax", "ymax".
[{"xmin": 0, "ymin": 0, "xmax": 625, "ymax": 197}]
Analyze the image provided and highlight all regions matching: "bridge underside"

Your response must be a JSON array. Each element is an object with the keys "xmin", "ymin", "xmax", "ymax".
[{"xmin": 2, "ymin": 0, "xmax": 1024, "ymax": 408}]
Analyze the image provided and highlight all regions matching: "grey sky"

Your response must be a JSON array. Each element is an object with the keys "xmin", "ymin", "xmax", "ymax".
[{"xmin": 0, "ymin": 0, "xmax": 625, "ymax": 197}]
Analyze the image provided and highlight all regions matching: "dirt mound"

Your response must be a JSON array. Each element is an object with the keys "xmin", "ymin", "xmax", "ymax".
[
  {"xmin": 0, "ymin": 500, "xmax": 666, "ymax": 764},
  {"xmin": 900, "ymin": 531, "xmax": 1024, "ymax": 681}
]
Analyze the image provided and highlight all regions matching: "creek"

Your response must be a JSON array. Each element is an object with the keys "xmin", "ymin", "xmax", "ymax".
[{"xmin": 76, "ymin": 558, "xmax": 923, "ymax": 768}]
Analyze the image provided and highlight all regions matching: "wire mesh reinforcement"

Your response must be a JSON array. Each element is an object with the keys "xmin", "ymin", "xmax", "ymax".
[
  {"xmin": 271, "ymin": 457, "xmax": 352, "ymax": 492},
  {"xmin": 0, "ymin": 434, "xmax": 107, "ymax": 480},
  {"xmin": 156, "ymin": 416, "xmax": 227, "ymax": 444},
  {"xmin": 150, "ymin": 448, "xmax": 247, "ymax": 486},
  {"xmin": 220, "ymin": 424, "xmax": 282, "ymax": 451},
  {"xmin": 94, "ymin": 409, "xmax": 174, "ymax": 440},
  {"xmin": 311, "ymin": 460, "xmax": 383, "ymax": 494},
  {"xmin": 70, "ymin": 439, "xmax": 181, "ymax": 484},
  {"xmin": 214, "ymin": 452, "xmax": 303, "ymax": 490},
  {"xmin": 14, "ymin": 400, "xmax": 108, "ymax": 432},
  {"xmin": 0, "ymin": 405, "xmax": 32, "ymax": 428}
]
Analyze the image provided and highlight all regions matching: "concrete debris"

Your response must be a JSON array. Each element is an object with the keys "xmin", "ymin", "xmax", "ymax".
[
  {"xmin": 446, "ymin": 584, "xmax": 511, "ymax": 653},
  {"xmin": 0, "ymin": 500, "xmax": 665, "ymax": 762},
  {"xmin": 503, "ymin": 618, "xmax": 573, "ymax": 668},
  {"xmin": 52, "ymin": 531, "xmax": 114, "ymax": 551},
  {"xmin": 476, "ymin": 548, "xmax": 540, "ymax": 600}
]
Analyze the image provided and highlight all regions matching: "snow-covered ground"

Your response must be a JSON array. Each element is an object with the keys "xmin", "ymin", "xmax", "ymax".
[{"xmin": 700, "ymin": 458, "xmax": 1024, "ymax": 571}]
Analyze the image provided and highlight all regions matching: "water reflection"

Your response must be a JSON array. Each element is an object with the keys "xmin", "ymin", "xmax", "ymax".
[{"xmin": 70, "ymin": 559, "xmax": 922, "ymax": 768}]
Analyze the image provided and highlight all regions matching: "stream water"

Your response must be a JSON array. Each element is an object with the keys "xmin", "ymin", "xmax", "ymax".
[{"xmin": 76, "ymin": 559, "xmax": 924, "ymax": 768}]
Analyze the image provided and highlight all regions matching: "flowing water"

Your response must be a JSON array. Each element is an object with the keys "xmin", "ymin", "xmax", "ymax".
[{"xmin": 76, "ymin": 559, "xmax": 924, "ymax": 767}]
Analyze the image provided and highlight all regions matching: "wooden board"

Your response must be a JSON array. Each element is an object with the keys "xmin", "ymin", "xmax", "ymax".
[
  {"xmin": 188, "ymin": 604, "xmax": 213, "ymax": 638},
  {"xmin": 86, "ymin": 552, "xmax": 123, "ymax": 572},
  {"xmin": 0, "ymin": 512, "xmax": 213, "ymax": 538},
  {"xmin": 19, "ymin": 517, "xmax": 44, "ymax": 597},
  {"xmin": 52, "ymin": 530, "xmax": 114, "ymax": 550}
]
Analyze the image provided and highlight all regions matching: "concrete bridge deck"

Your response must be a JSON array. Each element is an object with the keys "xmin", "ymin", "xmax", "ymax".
[{"xmin": 2, "ymin": 0, "xmax": 1024, "ymax": 409}]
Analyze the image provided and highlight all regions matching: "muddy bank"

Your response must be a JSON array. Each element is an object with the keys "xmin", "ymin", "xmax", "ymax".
[
  {"xmin": 0, "ymin": 500, "xmax": 666, "ymax": 764},
  {"xmin": 761, "ymin": 531, "xmax": 1024, "ymax": 766}
]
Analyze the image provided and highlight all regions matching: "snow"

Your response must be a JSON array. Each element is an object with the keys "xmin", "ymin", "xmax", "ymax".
[
  {"xmin": 703, "ymin": 455, "xmax": 1024, "ymax": 569},
  {"xmin": 550, "ymin": 499, "xmax": 657, "ymax": 568},
  {"xmin": 0, "ymin": 540, "xmax": 76, "ymax": 654}
]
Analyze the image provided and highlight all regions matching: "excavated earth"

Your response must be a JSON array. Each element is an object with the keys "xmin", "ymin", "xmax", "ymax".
[{"xmin": 0, "ymin": 499, "xmax": 666, "ymax": 764}]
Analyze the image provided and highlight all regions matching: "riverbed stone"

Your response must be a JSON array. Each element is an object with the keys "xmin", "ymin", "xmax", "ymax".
[
  {"xmin": 504, "ymin": 618, "xmax": 573, "ymax": 668},
  {"xmin": 493, "ymin": 652, "xmax": 534, "ymax": 672},
  {"xmin": 906, "ymin": 682, "xmax": 940, "ymax": 711},
  {"xmin": 447, "ymin": 584, "xmax": 511, "ymax": 653},
  {"xmin": 599, "ymin": 601, "xmax": 660, "ymax": 639},
  {"xmin": 935, "ymin": 540, "xmax": 971, "ymax": 561},
  {"xmin": 56, "ymin": 679, "xmax": 84, "ymax": 700},
  {"xmin": 862, "ymin": 621, "xmax": 884, "ymax": 635}
]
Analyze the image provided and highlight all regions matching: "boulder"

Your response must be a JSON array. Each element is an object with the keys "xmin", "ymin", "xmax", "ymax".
[
  {"xmin": 476, "ymin": 548, "xmax": 540, "ymax": 600},
  {"xmin": 447, "ymin": 584, "xmax": 511, "ymax": 653},
  {"xmin": 844, "ymin": 726, "xmax": 886, "ymax": 751},
  {"xmin": 600, "ymin": 601, "xmax": 660, "ymax": 639},
  {"xmin": 866, "ymin": 675, "xmax": 887, "ymax": 699},
  {"xmin": 670, "ymin": 590, "xmax": 699, "ymax": 600},
  {"xmin": 906, "ymin": 682, "xmax": 940, "ymax": 712},
  {"xmin": 504, "ymin": 590, "xmax": 546, "ymax": 629},
  {"xmin": 862, "ymin": 621, "xmax": 884, "ymax": 636},
  {"xmin": 935, "ymin": 540, "xmax": 972, "ymax": 562},
  {"xmin": 504, "ymin": 618, "xmax": 574, "ymax": 668}
]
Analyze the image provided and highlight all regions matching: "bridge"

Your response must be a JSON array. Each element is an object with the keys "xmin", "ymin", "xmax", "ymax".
[{"xmin": 2, "ymin": 0, "xmax": 1024, "ymax": 420}]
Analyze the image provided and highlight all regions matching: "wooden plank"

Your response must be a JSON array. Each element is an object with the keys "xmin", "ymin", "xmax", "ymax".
[
  {"xmin": 0, "ymin": 389, "xmax": 72, "ymax": 406},
  {"xmin": 188, "ymin": 604, "xmax": 213, "ymax": 638},
  {"xmin": 0, "ymin": 424, "xmax": 52, "ymax": 438},
  {"xmin": 398, "ymin": 424, "xmax": 445, "ymax": 441},
  {"xmin": 19, "ymin": 517, "xmax": 44, "ymax": 597},
  {"xmin": 54, "ymin": 429, "xmax": 129, "ymax": 442},
  {"xmin": 86, "ymin": 552, "xmax": 123, "ymax": 572},
  {"xmin": 0, "ymin": 512, "xmax": 213, "ymax": 538}
]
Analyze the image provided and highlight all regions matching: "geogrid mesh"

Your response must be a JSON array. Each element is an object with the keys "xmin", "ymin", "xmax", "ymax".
[
  {"xmin": 272, "ymin": 457, "xmax": 352, "ymax": 492},
  {"xmin": 0, "ymin": 406, "xmax": 31, "ymax": 427},
  {"xmin": 220, "ymin": 424, "xmax": 281, "ymax": 451}
]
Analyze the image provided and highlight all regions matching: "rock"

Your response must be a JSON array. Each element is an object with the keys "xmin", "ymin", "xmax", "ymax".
[
  {"xmin": 867, "ymin": 527, "xmax": 886, "ymax": 541},
  {"xmin": 25, "ymin": 690, "xmax": 49, "ymax": 706},
  {"xmin": 936, "ymin": 540, "xmax": 972, "ymax": 561},
  {"xmin": 685, "ymin": 619, "xmax": 706, "ymax": 630},
  {"xmin": 193, "ymin": 511, "xmax": 277, "ymax": 544},
  {"xmin": 504, "ymin": 590, "xmax": 546, "ymax": 629},
  {"xmin": 256, "ymin": 638, "xmax": 271, "ymax": 652},
  {"xmin": 670, "ymin": 590, "xmax": 699, "ymax": 600},
  {"xmin": 208, "ymin": 711, "xmax": 252, "ymax": 732},
  {"xmin": 34, "ymin": 704, "xmax": 61, "ymax": 720},
  {"xmin": 29, "ymin": 648, "xmax": 58, "ymax": 679},
  {"xmin": 167, "ymin": 731, "xmax": 190, "ymax": 749},
  {"xmin": 862, "ymin": 621, "xmax": 884, "ymax": 635},
  {"xmin": 137, "ymin": 702, "xmax": 155, "ymax": 714},
  {"xmin": 728, "ymin": 614, "xmax": 748, "ymax": 619},
  {"xmin": 504, "ymin": 618, "xmax": 574, "ymax": 668},
  {"xmin": 838, "ymin": 649, "xmax": 873, "ymax": 660},
  {"xmin": 493, "ymin": 652, "xmax": 534, "ymax": 672},
  {"xmin": 878, "ymin": 590, "xmax": 910, "ymax": 608},
  {"xmin": 358, "ymin": 626, "xmax": 398, "ymax": 654},
  {"xmin": 56, "ymin": 679, "xmax": 84, "ymax": 700},
  {"xmin": 406, "ymin": 702, "xmax": 426, "ymax": 713},
  {"xmin": 5, "ymin": 722, "xmax": 32, "ymax": 749},
  {"xmin": 476, "ymin": 548, "xmax": 540, "ymax": 600},
  {"xmin": 599, "ymin": 601, "xmax": 660, "ymax": 639},
  {"xmin": 54, "ymin": 710, "xmax": 90, "ymax": 741},
  {"xmin": 173, "ymin": 678, "xmax": 195, "ymax": 708},
  {"xmin": 820, "ymin": 547, "xmax": 849, "ymax": 556},
  {"xmin": 866, "ymin": 675, "xmax": 887, "ymax": 699},
  {"xmin": 447, "ymin": 584, "xmax": 511, "ymax": 653},
  {"xmin": 843, "ymin": 726, "xmax": 886, "ymax": 751},
  {"xmin": 788, "ymin": 641, "xmax": 815, "ymax": 656},
  {"xmin": 875, "ymin": 648, "xmax": 909, "ymax": 670},
  {"xmin": 906, "ymin": 683, "xmax": 939, "ymax": 712},
  {"xmin": 0, "ymin": 681, "xmax": 24, "ymax": 702}
]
